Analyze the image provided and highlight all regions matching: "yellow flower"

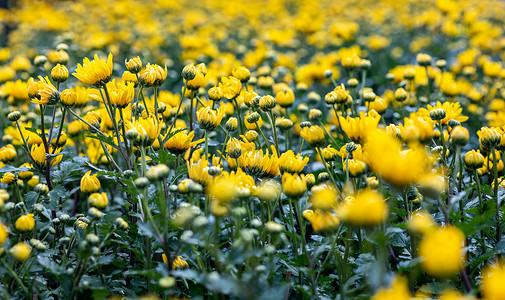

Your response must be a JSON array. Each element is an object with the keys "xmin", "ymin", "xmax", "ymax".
[
  {"xmin": 0, "ymin": 221, "xmax": 8, "ymax": 245},
  {"xmin": 407, "ymin": 209, "xmax": 436, "ymax": 235},
  {"xmin": 343, "ymin": 159, "xmax": 367, "ymax": 177},
  {"xmin": 371, "ymin": 277, "xmax": 411, "ymax": 300},
  {"xmin": 196, "ymin": 107, "xmax": 224, "ymax": 131},
  {"xmin": 88, "ymin": 192, "xmax": 109, "ymax": 210},
  {"xmin": 419, "ymin": 226, "xmax": 465, "ymax": 277},
  {"xmin": 31, "ymin": 76, "xmax": 60, "ymax": 105},
  {"xmin": 419, "ymin": 101, "xmax": 468, "ymax": 125},
  {"xmin": 303, "ymin": 209, "xmax": 340, "ymax": 233},
  {"xmin": 30, "ymin": 143, "xmax": 62, "ymax": 168},
  {"xmin": 51, "ymin": 64, "xmax": 69, "ymax": 83},
  {"xmin": 185, "ymin": 69, "xmax": 206, "ymax": 90},
  {"xmin": 60, "ymin": 89, "xmax": 77, "ymax": 107},
  {"xmin": 481, "ymin": 261, "xmax": 505, "ymax": 300},
  {"xmin": 232, "ymin": 66, "xmax": 250, "ymax": 83},
  {"xmin": 0, "ymin": 144, "xmax": 16, "ymax": 162},
  {"xmin": 478, "ymin": 127, "xmax": 502, "ymax": 150},
  {"xmin": 0, "ymin": 172, "xmax": 15, "ymax": 185},
  {"xmin": 165, "ymin": 130, "xmax": 203, "ymax": 155},
  {"xmin": 187, "ymin": 158, "xmax": 213, "ymax": 187},
  {"xmin": 208, "ymin": 177, "xmax": 238, "ymax": 217},
  {"xmin": 282, "ymin": 173, "xmax": 307, "ymax": 198},
  {"xmin": 73, "ymin": 53, "xmax": 113, "ymax": 87},
  {"xmin": 172, "ymin": 256, "xmax": 189, "ymax": 270},
  {"xmin": 15, "ymin": 214, "xmax": 35, "ymax": 231},
  {"xmin": 241, "ymin": 148, "xmax": 280, "ymax": 177},
  {"xmin": 276, "ymin": 88, "xmax": 295, "ymax": 108},
  {"xmin": 80, "ymin": 171, "xmax": 101, "ymax": 193},
  {"xmin": 139, "ymin": 63, "xmax": 167, "ymax": 87},
  {"xmin": 364, "ymin": 130, "xmax": 429, "ymax": 187},
  {"xmin": 464, "ymin": 150, "xmax": 484, "ymax": 170},
  {"xmin": 132, "ymin": 115, "xmax": 160, "ymax": 146},
  {"xmin": 219, "ymin": 76, "xmax": 242, "ymax": 99},
  {"xmin": 226, "ymin": 137, "xmax": 242, "ymax": 159},
  {"xmin": 310, "ymin": 185, "xmax": 338, "ymax": 211},
  {"xmin": 9, "ymin": 242, "xmax": 32, "ymax": 262},
  {"xmin": 300, "ymin": 125, "xmax": 325, "ymax": 147},
  {"xmin": 338, "ymin": 111, "xmax": 381, "ymax": 143},
  {"xmin": 338, "ymin": 189, "xmax": 388, "ymax": 226},
  {"xmin": 278, "ymin": 150, "xmax": 309, "ymax": 174},
  {"xmin": 125, "ymin": 56, "xmax": 142, "ymax": 73},
  {"xmin": 109, "ymin": 81, "xmax": 135, "ymax": 108}
]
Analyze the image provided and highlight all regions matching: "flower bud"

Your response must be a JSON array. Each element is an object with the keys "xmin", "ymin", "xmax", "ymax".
[
  {"xmin": 430, "ymin": 108, "xmax": 446, "ymax": 121},
  {"xmin": 208, "ymin": 166, "xmax": 222, "ymax": 176},
  {"xmin": 115, "ymin": 217, "xmax": 129, "ymax": 229},
  {"xmin": 208, "ymin": 86, "xmax": 223, "ymax": 101},
  {"xmin": 134, "ymin": 177, "xmax": 150, "ymax": 188},
  {"xmin": 34, "ymin": 183, "xmax": 49, "ymax": 195},
  {"xmin": 347, "ymin": 78, "xmax": 359, "ymax": 88},
  {"xmin": 436, "ymin": 59, "xmax": 447, "ymax": 69},
  {"xmin": 309, "ymin": 109, "xmax": 322, "ymax": 121},
  {"xmin": 450, "ymin": 126, "xmax": 469, "ymax": 146},
  {"xmin": 318, "ymin": 172, "xmax": 330, "ymax": 182},
  {"xmin": 363, "ymin": 91, "xmax": 376, "ymax": 102},
  {"xmin": 280, "ymin": 119, "xmax": 293, "ymax": 130},
  {"xmin": 417, "ymin": 53, "xmax": 432, "ymax": 66},
  {"xmin": 7, "ymin": 111, "xmax": 21, "ymax": 122},
  {"xmin": 125, "ymin": 56, "xmax": 142, "ymax": 73},
  {"xmin": 60, "ymin": 89, "xmax": 77, "ymax": 107},
  {"xmin": 447, "ymin": 119, "xmax": 461, "ymax": 128},
  {"xmin": 226, "ymin": 117, "xmax": 238, "ymax": 132},
  {"xmin": 246, "ymin": 112, "xmax": 260, "ymax": 123},
  {"xmin": 181, "ymin": 64, "xmax": 197, "ymax": 80},
  {"xmin": 245, "ymin": 130, "xmax": 258, "ymax": 142},
  {"xmin": 259, "ymin": 95, "xmax": 277, "ymax": 111},
  {"xmin": 51, "ymin": 64, "xmax": 69, "ymax": 83},
  {"xmin": 34, "ymin": 55, "xmax": 47, "ymax": 66},
  {"xmin": 88, "ymin": 207, "xmax": 103, "ymax": 219},
  {"xmin": 300, "ymin": 121, "xmax": 312, "ymax": 128},
  {"xmin": 307, "ymin": 91, "xmax": 321, "ymax": 104},
  {"xmin": 464, "ymin": 150, "xmax": 484, "ymax": 170}
]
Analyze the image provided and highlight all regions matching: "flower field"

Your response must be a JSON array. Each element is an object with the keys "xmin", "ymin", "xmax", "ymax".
[{"xmin": 2, "ymin": 0, "xmax": 505, "ymax": 299}]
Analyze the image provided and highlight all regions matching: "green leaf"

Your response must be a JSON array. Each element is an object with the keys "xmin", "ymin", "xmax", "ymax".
[{"xmin": 37, "ymin": 254, "xmax": 66, "ymax": 276}]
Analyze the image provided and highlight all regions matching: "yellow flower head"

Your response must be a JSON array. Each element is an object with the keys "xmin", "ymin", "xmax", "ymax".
[
  {"xmin": 0, "ymin": 220, "xmax": 8, "ymax": 245},
  {"xmin": 196, "ymin": 107, "xmax": 224, "ymax": 131},
  {"xmin": 30, "ymin": 143, "xmax": 62, "ymax": 168},
  {"xmin": 165, "ymin": 130, "xmax": 203, "ymax": 155},
  {"xmin": 300, "ymin": 125, "xmax": 325, "ymax": 147},
  {"xmin": 241, "ymin": 148, "xmax": 280, "ymax": 178},
  {"xmin": 172, "ymin": 255, "xmax": 189, "ymax": 270},
  {"xmin": 31, "ymin": 76, "xmax": 59, "ymax": 106},
  {"xmin": 338, "ymin": 189, "xmax": 388, "ymax": 226},
  {"xmin": 481, "ymin": 261, "xmax": 505, "ymax": 300},
  {"xmin": 364, "ymin": 130, "xmax": 429, "ymax": 187},
  {"xmin": 139, "ymin": 63, "xmax": 167, "ymax": 87},
  {"xmin": 371, "ymin": 276, "xmax": 411, "ymax": 300},
  {"xmin": 73, "ymin": 53, "xmax": 113, "ymax": 87},
  {"xmin": 303, "ymin": 209, "xmax": 340, "ymax": 233},
  {"xmin": 310, "ymin": 185, "xmax": 339, "ymax": 211},
  {"xmin": 9, "ymin": 242, "xmax": 31, "ymax": 262},
  {"xmin": 276, "ymin": 88, "xmax": 295, "ymax": 108},
  {"xmin": 407, "ymin": 209, "xmax": 436, "ymax": 235},
  {"xmin": 15, "ymin": 214, "xmax": 35, "ymax": 231},
  {"xmin": 207, "ymin": 177, "xmax": 238, "ymax": 217},
  {"xmin": 338, "ymin": 111, "xmax": 381, "ymax": 143},
  {"xmin": 0, "ymin": 172, "xmax": 16, "ymax": 185},
  {"xmin": 419, "ymin": 101, "xmax": 468, "ymax": 125},
  {"xmin": 282, "ymin": 173, "xmax": 307, "ymax": 198},
  {"xmin": 88, "ymin": 192, "xmax": 109, "ymax": 210},
  {"xmin": 219, "ymin": 76, "xmax": 242, "ymax": 99},
  {"xmin": 419, "ymin": 226, "xmax": 465, "ymax": 277},
  {"xmin": 80, "ymin": 171, "xmax": 101, "ymax": 193},
  {"xmin": 279, "ymin": 150, "xmax": 309, "ymax": 174}
]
